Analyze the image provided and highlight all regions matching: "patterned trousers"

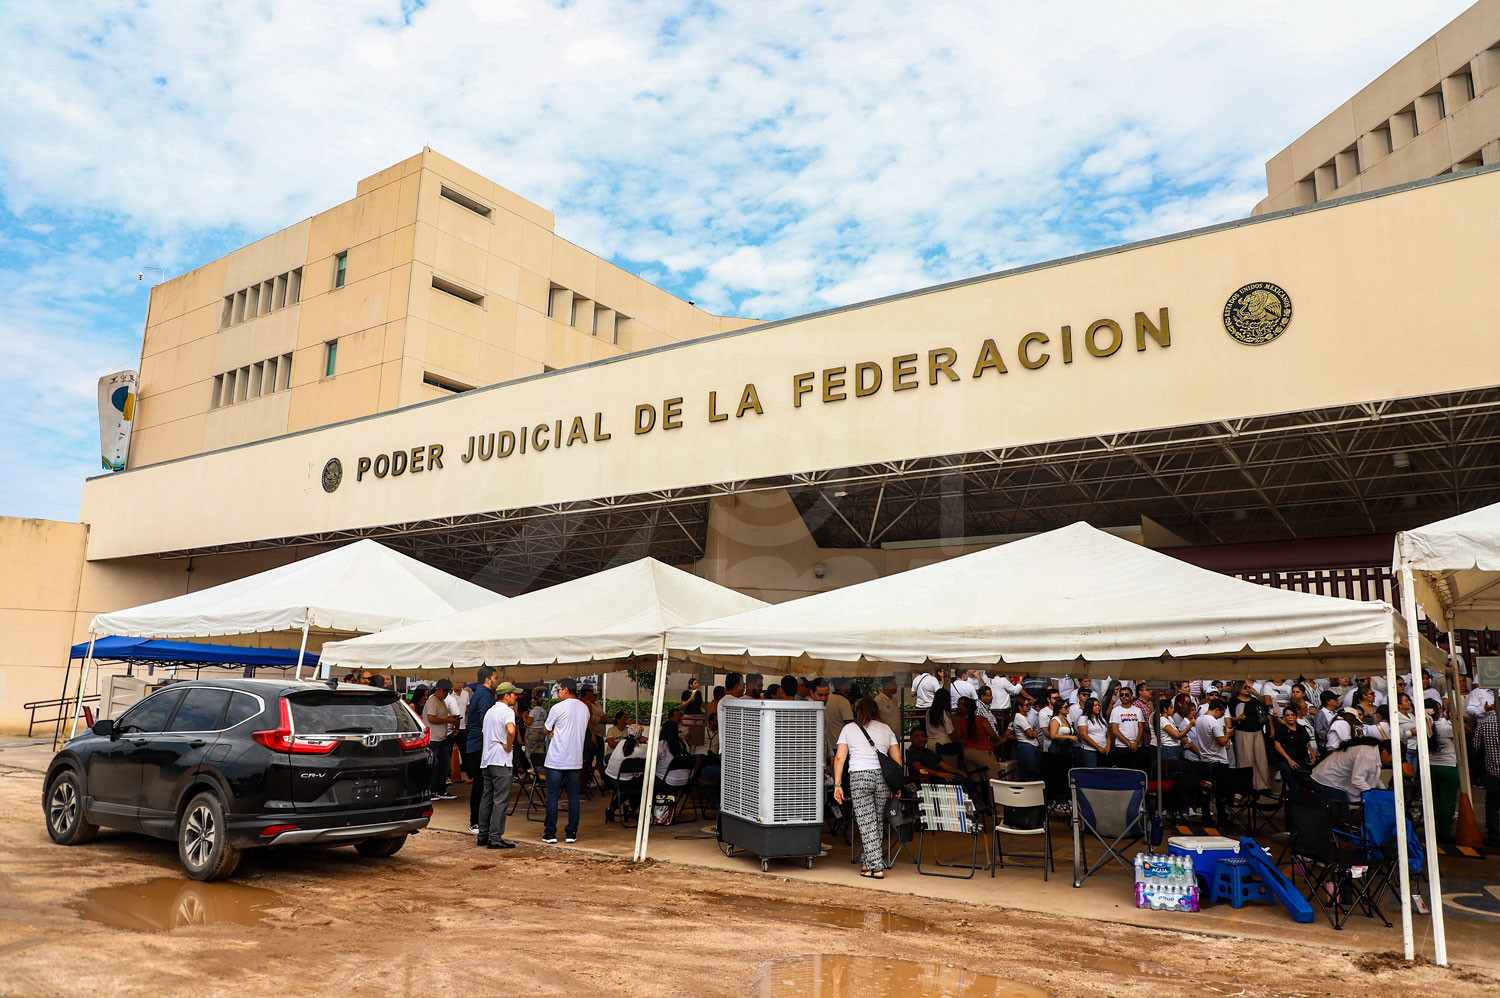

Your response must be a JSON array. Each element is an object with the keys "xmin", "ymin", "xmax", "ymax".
[{"xmin": 849, "ymin": 770, "xmax": 887, "ymax": 873}]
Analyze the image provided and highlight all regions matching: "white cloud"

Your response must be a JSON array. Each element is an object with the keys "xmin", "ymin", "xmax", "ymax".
[{"xmin": 0, "ymin": 0, "xmax": 1477, "ymax": 519}]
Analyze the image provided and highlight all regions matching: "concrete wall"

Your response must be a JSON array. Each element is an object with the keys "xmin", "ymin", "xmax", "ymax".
[
  {"xmin": 129, "ymin": 149, "xmax": 757, "ymax": 466},
  {"xmin": 1256, "ymin": 0, "xmax": 1500, "ymax": 213},
  {"xmin": 78, "ymin": 166, "xmax": 1500, "ymax": 560}
]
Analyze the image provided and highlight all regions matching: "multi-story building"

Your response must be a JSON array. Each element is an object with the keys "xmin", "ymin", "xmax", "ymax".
[
  {"xmin": 1254, "ymin": 0, "xmax": 1500, "ymax": 214},
  {"xmin": 131, "ymin": 148, "xmax": 754, "ymax": 467}
]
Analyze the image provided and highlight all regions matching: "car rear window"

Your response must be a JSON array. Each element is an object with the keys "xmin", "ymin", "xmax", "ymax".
[{"xmin": 286, "ymin": 690, "xmax": 420, "ymax": 735}]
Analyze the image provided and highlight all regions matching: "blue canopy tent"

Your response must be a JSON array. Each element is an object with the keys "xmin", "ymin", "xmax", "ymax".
[{"xmin": 67, "ymin": 636, "xmax": 320, "ymax": 669}]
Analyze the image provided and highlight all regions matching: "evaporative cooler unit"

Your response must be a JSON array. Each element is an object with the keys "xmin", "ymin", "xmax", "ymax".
[{"xmin": 718, "ymin": 699, "xmax": 824, "ymax": 871}]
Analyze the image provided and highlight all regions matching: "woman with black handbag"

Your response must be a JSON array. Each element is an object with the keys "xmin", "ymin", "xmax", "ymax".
[{"xmin": 832, "ymin": 697, "xmax": 904, "ymax": 879}]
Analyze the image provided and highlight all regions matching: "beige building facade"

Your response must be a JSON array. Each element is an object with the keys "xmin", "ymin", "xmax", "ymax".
[
  {"xmin": 1255, "ymin": 0, "xmax": 1500, "ymax": 214},
  {"xmin": 6, "ymin": 6, "xmax": 1500, "ymax": 734},
  {"xmin": 132, "ymin": 149, "xmax": 755, "ymax": 467}
]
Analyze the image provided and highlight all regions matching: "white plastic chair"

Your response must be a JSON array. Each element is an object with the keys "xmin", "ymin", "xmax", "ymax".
[{"xmin": 990, "ymin": 779, "xmax": 1054, "ymax": 881}]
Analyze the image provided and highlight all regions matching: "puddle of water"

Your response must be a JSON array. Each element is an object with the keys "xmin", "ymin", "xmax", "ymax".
[
  {"xmin": 73, "ymin": 877, "xmax": 281, "ymax": 932},
  {"xmin": 695, "ymin": 891, "xmax": 931, "ymax": 932},
  {"xmin": 755, "ymin": 955, "xmax": 1049, "ymax": 997}
]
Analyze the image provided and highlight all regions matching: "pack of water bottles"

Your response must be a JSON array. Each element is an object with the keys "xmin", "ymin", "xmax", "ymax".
[{"xmin": 1133, "ymin": 853, "xmax": 1199, "ymax": 912}]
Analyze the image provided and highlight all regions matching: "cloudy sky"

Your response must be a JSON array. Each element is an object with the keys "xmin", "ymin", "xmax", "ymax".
[{"xmin": 0, "ymin": 0, "xmax": 1475, "ymax": 522}]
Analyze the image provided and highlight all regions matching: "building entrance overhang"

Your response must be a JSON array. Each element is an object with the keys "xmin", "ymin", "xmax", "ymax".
[{"xmin": 141, "ymin": 386, "xmax": 1500, "ymax": 591}]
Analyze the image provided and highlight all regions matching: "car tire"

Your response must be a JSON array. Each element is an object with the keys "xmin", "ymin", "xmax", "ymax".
[
  {"xmin": 44, "ymin": 769, "xmax": 98, "ymax": 845},
  {"xmin": 354, "ymin": 834, "xmax": 408, "ymax": 858},
  {"xmin": 178, "ymin": 791, "xmax": 241, "ymax": 881}
]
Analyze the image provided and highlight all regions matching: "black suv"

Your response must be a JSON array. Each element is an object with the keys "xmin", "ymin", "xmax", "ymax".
[{"xmin": 43, "ymin": 678, "xmax": 433, "ymax": 880}]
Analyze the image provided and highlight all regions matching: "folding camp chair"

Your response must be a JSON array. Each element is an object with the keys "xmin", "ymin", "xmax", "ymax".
[
  {"xmin": 1286, "ymin": 792, "xmax": 1390, "ymax": 930},
  {"xmin": 1070, "ymin": 768, "xmax": 1149, "ymax": 888},
  {"xmin": 915, "ymin": 782, "xmax": 990, "ymax": 879},
  {"xmin": 608, "ymin": 757, "xmax": 646, "ymax": 827},
  {"xmin": 990, "ymin": 779, "xmax": 1054, "ymax": 881},
  {"xmin": 1218, "ymin": 768, "xmax": 1283, "ymax": 834},
  {"xmin": 1357, "ymin": 789, "xmax": 1420, "ymax": 909}
]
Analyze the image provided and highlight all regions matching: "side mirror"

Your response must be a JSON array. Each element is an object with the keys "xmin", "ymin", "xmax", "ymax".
[{"xmin": 91, "ymin": 718, "xmax": 115, "ymax": 738}]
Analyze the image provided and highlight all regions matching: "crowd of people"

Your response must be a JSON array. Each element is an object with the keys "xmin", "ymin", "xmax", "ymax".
[{"xmin": 340, "ymin": 662, "xmax": 1499, "ymax": 856}]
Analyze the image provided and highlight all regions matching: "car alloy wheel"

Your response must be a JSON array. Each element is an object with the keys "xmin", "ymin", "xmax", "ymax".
[
  {"xmin": 48, "ymin": 779, "xmax": 78, "ymax": 835},
  {"xmin": 183, "ymin": 803, "xmax": 218, "ymax": 870}
]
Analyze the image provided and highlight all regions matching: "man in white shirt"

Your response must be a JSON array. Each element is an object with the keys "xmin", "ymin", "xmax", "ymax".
[
  {"xmin": 1066, "ymin": 679, "xmax": 1096, "ymax": 707},
  {"xmin": 542, "ymin": 680, "xmax": 592, "ymax": 844},
  {"xmin": 911, "ymin": 670, "xmax": 941, "ymax": 710},
  {"xmin": 985, "ymin": 673, "xmax": 1024, "ymax": 711},
  {"xmin": 1108, "ymin": 685, "xmax": 1147, "ymax": 769},
  {"xmin": 1466, "ymin": 687, "xmax": 1496, "ymax": 719},
  {"xmin": 874, "ymin": 679, "xmax": 902, "ymax": 735},
  {"xmin": 950, "ymin": 670, "xmax": 979, "ymax": 702},
  {"xmin": 1311, "ymin": 738, "xmax": 1390, "ymax": 804},
  {"xmin": 477, "ymin": 682, "xmax": 522, "ymax": 849},
  {"xmin": 1191, "ymin": 700, "xmax": 1232, "ymax": 766}
]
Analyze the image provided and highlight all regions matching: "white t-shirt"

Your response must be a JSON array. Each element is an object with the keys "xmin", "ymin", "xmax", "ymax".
[
  {"xmin": 1258, "ymin": 680, "xmax": 1295, "ymax": 708},
  {"xmin": 1109, "ymin": 703, "xmax": 1146, "ymax": 746},
  {"xmin": 1010, "ymin": 709, "xmax": 1039, "ymax": 747},
  {"xmin": 605, "ymin": 737, "xmax": 640, "ymax": 779},
  {"xmin": 1430, "ymin": 717, "xmax": 1457, "ymax": 767},
  {"xmin": 453, "ymin": 686, "xmax": 472, "ymax": 730},
  {"xmin": 1066, "ymin": 685, "xmax": 1096, "ymax": 706},
  {"xmin": 481, "ymin": 701, "xmax": 516, "ymax": 768},
  {"xmin": 837, "ymin": 720, "xmax": 898, "ymax": 772},
  {"xmin": 1077, "ymin": 716, "xmax": 1109, "ymax": 753},
  {"xmin": 544, "ymin": 697, "xmax": 592, "ymax": 770},
  {"xmin": 1160, "ymin": 713, "xmax": 1192, "ymax": 749},
  {"xmin": 986, "ymin": 674, "xmax": 1022, "ymax": 710},
  {"xmin": 423, "ymin": 693, "xmax": 454, "ymax": 740},
  {"xmin": 1326, "ymin": 717, "xmax": 1354, "ymax": 753},
  {"xmin": 655, "ymin": 738, "xmax": 692, "ymax": 786},
  {"xmin": 950, "ymin": 677, "xmax": 979, "ymax": 702},
  {"xmin": 1192, "ymin": 714, "xmax": 1229, "ymax": 764},
  {"xmin": 1312, "ymin": 744, "xmax": 1384, "ymax": 802},
  {"xmin": 912, "ymin": 674, "xmax": 940, "ymax": 709}
]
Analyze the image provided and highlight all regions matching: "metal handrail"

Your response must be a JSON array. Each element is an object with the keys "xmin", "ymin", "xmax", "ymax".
[{"xmin": 23, "ymin": 694, "xmax": 99, "ymax": 738}]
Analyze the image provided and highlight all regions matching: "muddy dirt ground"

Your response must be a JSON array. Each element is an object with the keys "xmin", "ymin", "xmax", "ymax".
[{"xmin": 0, "ymin": 766, "xmax": 1493, "ymax": 998}]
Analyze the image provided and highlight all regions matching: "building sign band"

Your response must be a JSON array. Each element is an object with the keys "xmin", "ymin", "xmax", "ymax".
[{"xmin": 327, "ymin": 302, "xmax": 1225, "ymax": 489}]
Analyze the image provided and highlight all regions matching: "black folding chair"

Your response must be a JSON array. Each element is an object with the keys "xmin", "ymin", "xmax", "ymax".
[
  {"xmin": 1286, "ymin": 793, "xmax": 1391, "ymax": 930},
  {"xmin": 523, "ymin": 751, "xmax": 551, "ymax": 822},
  {"xmin": 1070, "ymin": 768, "xmax": 1149, "ymax": 888},
  {"xmin": 1217, "ymin": 768, "xmax": 1282, "ymax": 834},
  {"xmin": 609, "ymin": 757, "xmax": 646, "ymax": 827}
]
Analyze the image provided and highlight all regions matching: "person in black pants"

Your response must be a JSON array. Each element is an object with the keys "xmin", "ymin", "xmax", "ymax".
[
  {"xmin": 423, "ymin": 678, "xmax": 459, "ymax": 799},
  {"xmin": 464, "ymin": 666, "xmax": 499, "ymax": 831}
]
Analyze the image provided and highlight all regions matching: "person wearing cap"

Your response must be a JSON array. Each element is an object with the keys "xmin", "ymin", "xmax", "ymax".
[
  {"xmin": 423, "ymin": 678, "xmax": 460, "ymax": 799},
  {"xmin": 478, "ymin": 682, "xmax": 523, "ymax": 848},
  {"xmin": 542, "ymin": 679, "xmax": 591, "ymax": 844}
]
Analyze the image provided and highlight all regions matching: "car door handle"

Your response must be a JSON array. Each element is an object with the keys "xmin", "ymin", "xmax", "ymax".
[
  {"xmin": 130, "ymin": 738, "xmax": 149, "ymax": 747},
  {"xmin": 188, "ymin": 739, "xmax": 206, "ymax": 748}
]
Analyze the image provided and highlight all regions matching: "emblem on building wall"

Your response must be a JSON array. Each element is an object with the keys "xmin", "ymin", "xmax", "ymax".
[
  {"xmin": 1223, "ymin": 282, "xmax": 1292, "ymax": 345},
  {"xmin": 321, "ymin": 457, "xmax": 343, "ymax": 493}
]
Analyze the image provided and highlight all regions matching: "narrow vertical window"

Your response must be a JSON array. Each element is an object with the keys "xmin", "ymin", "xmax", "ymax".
[
  {"xmin": 334, "ymin": 252, "xmax": 348, "ymax": 289},
  {"xmin": 324, "ymin": 340, "xmax": 338, "ymax": 378}
]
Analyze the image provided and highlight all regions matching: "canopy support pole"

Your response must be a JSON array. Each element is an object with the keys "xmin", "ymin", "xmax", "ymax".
[
  {"xmin": 1445, "ymin": 625, "xmax": 1472, "ymax": 800},
  {"xmin": 65, "ymin": 633, "xmax": 97, "ymax": 744},
  {"xmin": 293, "ymin": 620, "xmax": 311, "ymax": 681},
  {"xmin": 1384, "ymin": 642, "xmax": 1415, "ymax": 962},
  {"xmin": 632, "ymin": 641, "xmax": 670, "ymax": 862},
  {"xmin": 1154, "ymin": 695, "xmax": 1163, "ymax": 853},
  {"xmin": 1400, "ymin": 563, "xmax": 1448, "ymax": 965}
]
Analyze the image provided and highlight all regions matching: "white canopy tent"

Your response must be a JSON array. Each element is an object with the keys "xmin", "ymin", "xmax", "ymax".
[
  {"xmin": 668, "ymin": 522, "xmax": 1444, "ymax": 959},
  {"xmin": 1393, "ymin": 501, "xmax": 1500, "ymax": 966},
  {"xmin": 318, "ymin": 557, "xmax": 769, "ymax": 862},
  {"xmin": 71, "ymin": 539, "xmax": 501, "ymax": 735}
]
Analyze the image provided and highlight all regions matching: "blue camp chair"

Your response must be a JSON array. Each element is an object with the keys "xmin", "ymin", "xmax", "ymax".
[
  {"xmin": 1355, "ymin": 788, "xmax": 1422, "ymax": 908},
  {"xmin": 1070, "ymin": 768, "xmax": 1149, "ymax": 888}
]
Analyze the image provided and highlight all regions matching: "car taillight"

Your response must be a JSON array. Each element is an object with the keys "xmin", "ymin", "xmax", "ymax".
[
  {"xmin": 397, "ymin": 701, "xmax": 430, "ymax": 750},
  {"xmin": 252, "ymin": 698, "xmax": 339, "ymax": 754}
]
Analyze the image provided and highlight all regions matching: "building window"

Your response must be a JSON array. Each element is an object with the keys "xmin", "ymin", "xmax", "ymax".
[
  {"xmin": 422, "ymin": 372, "xmax": 473, "ymax": 394},
  {"xmin": 323, "ymin": 340, "xmax": 338, "ymax": 378},
  {"xmin": 334, "ymin": 252, "xmax": 348, "ymax": 289},
  {"xmin": 278, "ymin": 352, "xmax": 293, "ymax": 390},
  {"xmin": 439, "ymin": 185, "xmax": 492, "ymax": 218},
  {"xmin": 431, "ymin": 275, "xmax": 484, "ymax": 305}
]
